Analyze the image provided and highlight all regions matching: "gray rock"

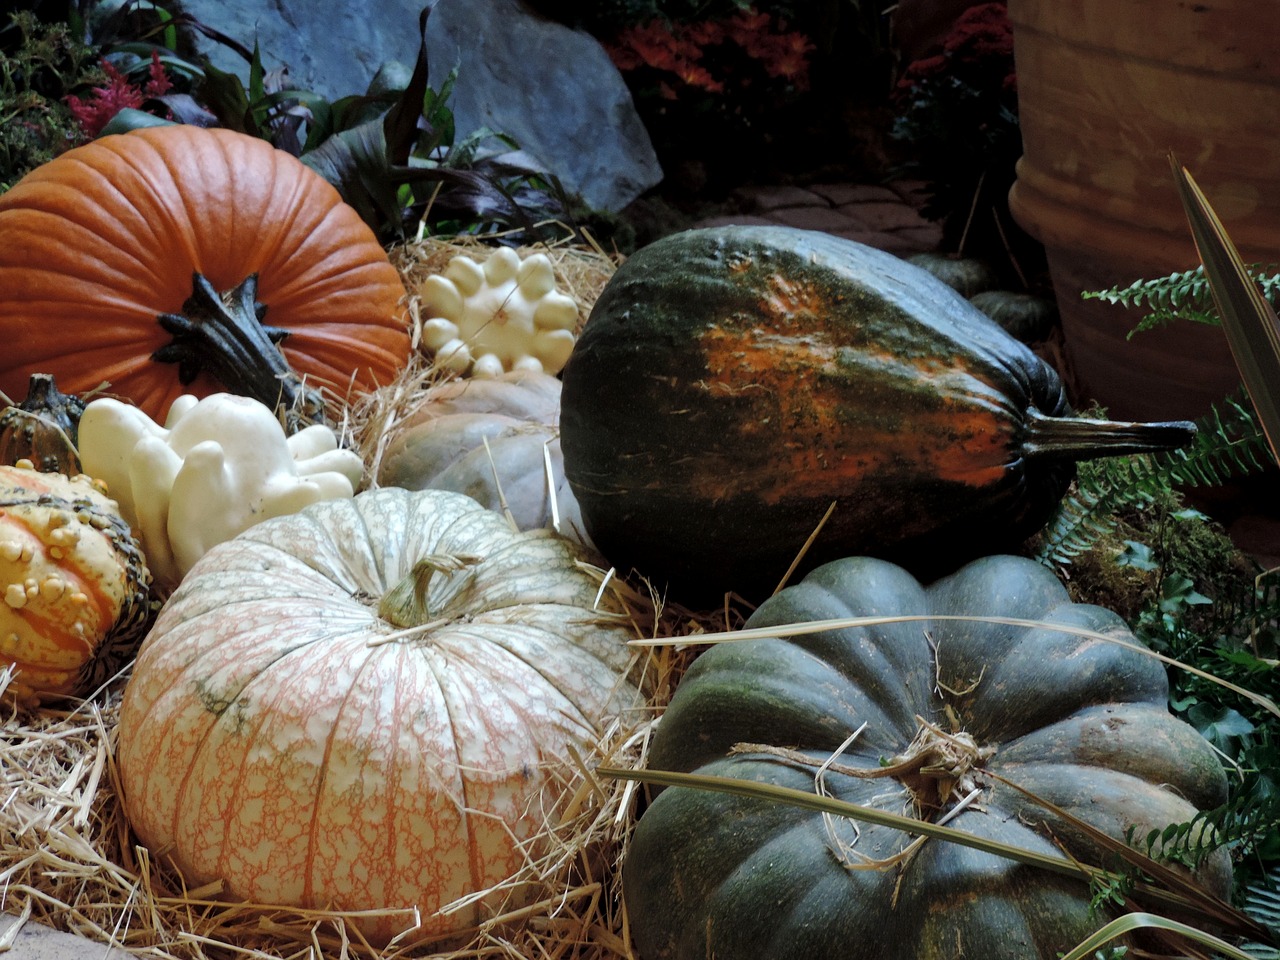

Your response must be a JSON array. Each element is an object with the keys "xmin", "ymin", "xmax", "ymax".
[
  {"xmin": 176, "ymin": 0, "xmax": 663, "ymax": 211},
  {"xmin": 177, "ymin": 0, "xmax": 429, "ymax": 105},
  {"xmin": 425, "ymin": 0, "xmax": 663, "ymax": 211}
]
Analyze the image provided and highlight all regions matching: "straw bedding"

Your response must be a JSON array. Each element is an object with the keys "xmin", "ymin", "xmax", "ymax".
[{"xmin": 0, "ymin": 236, "xmax": 745, "ymax": 959}]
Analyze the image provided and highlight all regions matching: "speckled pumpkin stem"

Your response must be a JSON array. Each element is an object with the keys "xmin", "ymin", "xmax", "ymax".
[
  {"xmin": 1020, "ymin": 409, "xmax": 1198, "ymax": 459},
  {"xmin": 153, "ymin": 273, "xmax": 328, "ymax": 432}
]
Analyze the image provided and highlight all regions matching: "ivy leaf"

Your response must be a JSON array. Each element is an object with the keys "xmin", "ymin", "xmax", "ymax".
[
  {"xmin": 1117, "ymin": 540, "xmax": 1159, "ymax": 571},
  {"xmin": 1188, "ymin": 703, "xmax": 1256, "ymax": 753}
]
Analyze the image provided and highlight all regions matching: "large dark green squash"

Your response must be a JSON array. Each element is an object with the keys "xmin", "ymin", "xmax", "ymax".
[
  {"xmin": 559, "ymin": 226, "xmax": 1193, "ymax": 602},
  {"xmin": 624, "ymin": 554, "xmax": 1231, "ymax": 960}
]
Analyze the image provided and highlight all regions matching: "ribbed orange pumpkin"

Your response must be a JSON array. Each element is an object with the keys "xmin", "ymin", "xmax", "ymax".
[{"xmin": 0, "ymin": 125, "xmax": 410, "ymax": 423}]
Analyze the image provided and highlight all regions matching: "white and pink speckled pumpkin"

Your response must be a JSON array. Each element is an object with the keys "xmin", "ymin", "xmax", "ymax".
[{"xmin": 115, "ymin": 486, "xmax": 639, "ymax": 944}]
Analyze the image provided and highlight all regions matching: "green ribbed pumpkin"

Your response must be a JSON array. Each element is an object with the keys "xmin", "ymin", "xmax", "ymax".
[{"xmin": 624, "ymin": 554, "xmax": 1230, "ymax": 960}]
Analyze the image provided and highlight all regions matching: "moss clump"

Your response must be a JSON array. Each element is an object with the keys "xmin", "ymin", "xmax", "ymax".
[
  {"xmin": 0, "ymin": 12, "xmax": 98, "ymax": 191},
  {"xmin": 1045, "ymin": 484, "xmax": 1260, "ymax": 634}
]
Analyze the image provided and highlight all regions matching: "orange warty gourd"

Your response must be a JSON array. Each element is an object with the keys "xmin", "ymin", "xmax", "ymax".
[
  {"xmin": 0, "ymin": 125, "xmax": 410, "ymax": 423},
  {"xmin": 0, "ymin": 463, "xmax": 151, "ymax": 707}
]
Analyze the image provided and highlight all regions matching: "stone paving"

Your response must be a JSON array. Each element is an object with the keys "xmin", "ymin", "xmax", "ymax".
[{"xmin": 693, "ymin": 180, "xmax": 944, "ymax": 256}]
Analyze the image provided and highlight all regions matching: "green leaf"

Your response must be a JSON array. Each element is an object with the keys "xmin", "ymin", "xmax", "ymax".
[
  {"xmin": 1117, "ymin": 540, "xmax": 1158, "ymax": 571},
  {"xmin": 1189, "ymin": 703, "xmax": 1256, "ymax": 753},
  {"xmin": 97, "ymin": 107, "xmax": 176, "ymax": 135},
  {"xmin": 1173, "ymin": 158, "xmax": 1280, "ymax": 466},
  {"xmin": 196, "ymin": 58, "xmax": 255, "ymax": 135},
  {"xmin": 300, "ymin": 119, "xmax": 402, "ymax": 237}
]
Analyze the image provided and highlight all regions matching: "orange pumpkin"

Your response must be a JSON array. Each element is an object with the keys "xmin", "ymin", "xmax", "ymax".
[{"xmin": 0, "ymin": 125, "xmax": 410, "ymax": 423}]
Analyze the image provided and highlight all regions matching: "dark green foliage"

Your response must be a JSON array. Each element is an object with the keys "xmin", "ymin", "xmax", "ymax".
[
  {"xmin": 1243, "ymin": 867, "xmax": 1280, "ymax": 959},
  {"xmin": 1084, "ymin": 264, "xmax": 1280, "ymax": 337},
  {"xmin": 0, "ymin": 12, "xmax": 96, "ymax": 190},
  {"xmin": 1036, "ymin": 396, "xmax": 1273, "ymax": 564}
]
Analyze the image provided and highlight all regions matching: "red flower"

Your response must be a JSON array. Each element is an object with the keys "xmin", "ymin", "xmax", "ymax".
[
  {"xmin": 677, "ymin": 63, "xmax": 725, "ymax": 94},
  {"xmin": 943, "ymin": 3, "xmax": 1014, "ymax": 62},
  {"xmin": 143, "ymin": 49, "xmax": 173, "ymax": 98},
  {"xmin": 684, "ymin": 19, "xmax": 726, "ymax": 47},
  {"xmin": 755, "ymin": 30, "xmax": 815, "ymax": 86},
  {"xmin": 725, "ymin": 8, "xmax": 774, "ymax": 48},
  {"xmin": 65, "ymin": 52, "xmax": 172, "ymax": 139},
  {"xmin": 608, "ymin": 7, "xmax": 812, "ymax": 101}
]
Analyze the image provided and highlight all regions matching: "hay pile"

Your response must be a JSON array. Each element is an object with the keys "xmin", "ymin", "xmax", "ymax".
[{"xmin": 0, "ymin": 236, "xmax": 742, "ymax": 959}]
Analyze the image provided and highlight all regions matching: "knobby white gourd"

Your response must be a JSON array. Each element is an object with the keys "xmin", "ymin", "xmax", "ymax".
[
  {"xmin": 116, "ymin": 486, "xmax": 641, "ymax": 945},
  {"xmin": 78, "ymin": 393, "xmax": 364, "ymax": 592},
  {"xmin": 418, "ymin": 247, "xmax": 580, "ymax": 378}
]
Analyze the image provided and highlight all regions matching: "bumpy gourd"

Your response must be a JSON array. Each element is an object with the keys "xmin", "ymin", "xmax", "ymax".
[
  {"xmin": 0, "ymin": 463, "xmax": 151, "ymax": 705},
  {"xmin": 0, "ymin": 373, "xmax": 84, "ymax": 475},
  {"xmin": 78, "ymin": 393, "xmax": 364, "ymax": 592},
  {"xmin": 418, "ymin": 247, "xmax": 580, "ymax": 377}
]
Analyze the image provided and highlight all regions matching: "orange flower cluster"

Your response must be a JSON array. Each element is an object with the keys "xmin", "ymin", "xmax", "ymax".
[{"xmin": 607, "ymin": 8, "xmax": 814, "ymax": 101}]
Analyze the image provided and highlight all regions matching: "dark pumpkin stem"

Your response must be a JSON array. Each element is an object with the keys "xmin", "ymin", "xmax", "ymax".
[
  {"xmin": 0, "ymin": 373, "xmax": 85, "ymax": 475},
  {"xmin": 153, "ymin": 272, "xmax": 328, "ymax": 431},
  {"xmin": 1021, "ymin": 408, "xmax": 1198, "ymax": 460}
]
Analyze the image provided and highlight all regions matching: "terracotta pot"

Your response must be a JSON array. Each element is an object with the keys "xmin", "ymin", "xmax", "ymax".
[{"xmin": 1006, "ymin": 0, "xmax": 1280, "ymax": 421}]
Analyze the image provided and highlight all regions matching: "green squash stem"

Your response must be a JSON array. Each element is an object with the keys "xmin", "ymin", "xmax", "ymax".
[
  {"xmin": 152, "ymin": 272, "xmax": 328, "ymax": 431},
  {"xmin": 1020, "ymin": 408, "xmax": 1197, "ymax": 459}
]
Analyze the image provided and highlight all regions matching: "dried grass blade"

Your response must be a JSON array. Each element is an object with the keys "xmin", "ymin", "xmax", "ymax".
[
  {"xmin": 1058, "ymin": 911, "xmax": 1257, "ymax": 960},
  {"xmin": 1173, "ymin": 156, "xmax": 1280, "ymax": 463},
  {"xmin": 598, "ymin": 766, "xmax": 1099, "ymax": 880}
]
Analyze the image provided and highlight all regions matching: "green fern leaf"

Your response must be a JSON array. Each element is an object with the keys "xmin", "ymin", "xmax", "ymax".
[
  {"xmin": 1240, "ymin": 865, "xmax": 1280, "ymax": 959},
  {"xmin": 1083, "ymin": 265, "xmax": 1280, "ymax": 340},
  {"xmin": 1036, "ymin": 397, "xmax": 1269, "ymax": 564}
]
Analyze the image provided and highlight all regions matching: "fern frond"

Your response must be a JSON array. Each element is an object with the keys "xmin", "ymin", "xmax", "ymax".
[
  {"xmin": 1140, "ymin": 794, "xmax": 1280, "ymax": 869},
  {"xmin": 1037, "ymin": 397, "xmax": 1271, "ymax": 564},
  {"xmin": 1083, "ymin": 264, "xmax": 1280, "ymax": 339},
  {"xmin": 1245, "ymin": 866, "xmax": 1280, "ymax": 928}
]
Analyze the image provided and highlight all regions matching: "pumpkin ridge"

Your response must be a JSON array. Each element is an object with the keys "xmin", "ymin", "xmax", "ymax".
[
  {"xmin": 105, "ymin": 137, "xmax": 205, "ymax": 267},
  {"xmin": 414, "ymin": 629, "xmax": 493, "ymax": 904},
  {"xmin": 297, "ymin": 633, "xmax": 387, "ymax": 908},
  {"xmin": 441, "ymin": 620, "xmax": 618, "ymax": 732},
  {"xmin": 2, "ymin": 194, "xmax": 173, "ymax": 291},
  {"xmin": 197, "ymin": 632, "xmax": 343, "ymax": 901}
]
